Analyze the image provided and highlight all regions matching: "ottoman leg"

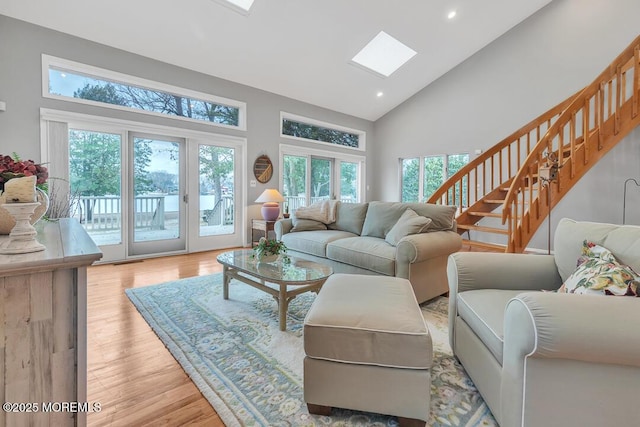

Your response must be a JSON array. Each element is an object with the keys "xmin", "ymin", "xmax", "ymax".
[
  {"xmin": 398, "ymin": 416, "xmax": 426, "ymax": 427},
  {"xmin": 307, "ymin": 403, "xmax": 332, "ymax": 416}
]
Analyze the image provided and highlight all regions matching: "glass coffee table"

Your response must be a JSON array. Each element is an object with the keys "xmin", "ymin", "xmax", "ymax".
[{"xmin": 216, "ymin": 250, "xmax": 333, "ymax": 331}]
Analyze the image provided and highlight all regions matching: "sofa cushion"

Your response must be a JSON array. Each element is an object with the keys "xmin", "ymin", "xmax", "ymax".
[
  {"xmin": 457, "ymin": 289, "xmax": 524, "ymax": 364},
  {"xmin": 326, "ymin": 236, "xmax": 396, "ymax": 276},
  {"xmin": 554, "ymin": 218, "xmax": 640, "ymax": 282},
  {"xmin": 281, "ymin": 230, "xmax": 357, "ymax": 258},
  {"xmin": 327, "ymin": 202, "xmax": 369, "ymax": 235},
  {"xmin": 304, "ymin": 274, "xmax": 432, "ymax": 369},
  {"xmin": 291, "ymin": 215, "xmax": 327, "ymax": 232},
  {"xmin": 558, "ymin": 240, "xmax": 640, "ymax": 296},
  {"xmin": 385, "ymin": 208, "xmax": 432, "ymax": 246},
  {"xmin": 361, "ymin": 202, "xmax": 456, "ymax": 238}
]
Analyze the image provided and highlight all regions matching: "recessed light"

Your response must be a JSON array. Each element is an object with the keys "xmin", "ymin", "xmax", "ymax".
[
  {"xmin": 448, "ymin": 10, "xmax": 457, "ymax": 19},
  {"xmin": 351, "ymin": 31, "xmax": 417, "ymax": 77},
  {"xmin": 376, "ymin": 92, "xmax": 384, "ymax": 97}
]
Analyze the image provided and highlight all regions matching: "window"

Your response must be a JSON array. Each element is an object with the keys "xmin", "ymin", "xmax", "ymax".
[
  {"xmin": 401, "ymin": 158, "xmax": 419, "ymax": 202},
  {"xmin": 281, "ymin": 112, "xmax": 365, "ymax": 150},
  {"xmin": 400, "ymin": 153, "xmax": 470, "ymax": 204},
  {"xmin": 280, "ymin": 145, "xmax": 365, "ymax": 211},
  {"xmin": 69, "ymin": 129, "xmax": 123, "ymax": 246},
  {"xmin": 43, "ymin": 55, "xmax": 246, "ymax": 130}
]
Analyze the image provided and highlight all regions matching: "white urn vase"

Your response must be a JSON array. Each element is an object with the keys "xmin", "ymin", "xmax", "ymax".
[{"xmin": 0, "ymin": 188, "xmax": 49, "ymax": 235}]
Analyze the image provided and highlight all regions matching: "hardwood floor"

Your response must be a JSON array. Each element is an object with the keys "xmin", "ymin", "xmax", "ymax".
[
  {"xmin": 87, "ymin": 250, "xmax": 230, "ymax": 426},
  {"xmin": 86, "ymin": 245, "xmax": 494, "ymax": 426}
]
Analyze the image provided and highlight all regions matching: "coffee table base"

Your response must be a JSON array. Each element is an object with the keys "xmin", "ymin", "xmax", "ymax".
[{"xmin": 222, "ymin": 265, "xmax": 325, "ymax": 331}]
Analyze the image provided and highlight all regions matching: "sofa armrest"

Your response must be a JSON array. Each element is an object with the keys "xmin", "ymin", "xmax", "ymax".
[
  {"xmin": 506, "ymin": 292, "xmax": 640, "ymax": 366},
  {"xmin": 447, "ymin": 252, "xmax": 562, "ymax": 352},
  {"xmin": 448, "ymin": 252, "xmax": 562, "ymax": 294},
  {"xmin": 501, "ymin": 292, "xmax": 640, "ymax": 426},
  {"xmin": 396, "ymin": 230, "xmax": 462, "ymax": 264},
  {"xmin": 275, "ymin": 218, "xmax": 293, "ymax": 240}
]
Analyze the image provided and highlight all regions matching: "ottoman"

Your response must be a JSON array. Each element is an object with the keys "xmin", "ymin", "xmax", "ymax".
[{"xmin": 303, "ymin": 274, "xmax": 432, "ymax": 427}]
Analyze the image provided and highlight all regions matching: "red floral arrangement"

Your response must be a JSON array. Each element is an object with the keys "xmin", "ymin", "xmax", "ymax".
[{"xmin": 0, "ymin": 154, "xmax": 49, "ymax": 192}]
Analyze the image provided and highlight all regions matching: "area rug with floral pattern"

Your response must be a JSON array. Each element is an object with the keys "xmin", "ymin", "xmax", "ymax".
[{"xmin": 125, "ymin": 274, "xmax": 497, "ymax": 426}]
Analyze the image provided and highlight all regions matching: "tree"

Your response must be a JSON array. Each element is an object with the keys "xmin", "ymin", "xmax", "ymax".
[
  {"xmin": 149, "ymin": 170, "xmax": 178, "ymax": 193},
  {"xmin": 75, "ymin": 82, "xmax": 239, "ymax": 126},
  {"xmin": 74, "ymin": 83, "xmax": 155, "ymax": 196},
  {"xmin": 402, "ymin": 158, "xmax": 419, "ymax": 202},
  {"xmin": 424, "ymin": 156, "xmax": 445, "ymax": 201},
  {"xmin": 69, "ymin": 129, "xmax": 121, "ymax": 221},
  {"xmin": 310, "ymin": 158, "xmax": 330, "ymax": 198},
  {"xmin": 199, "ymin": 146, "xmax": 234, "ymax": 202},
  {"xmin": 283, "ymin": 155, "xmax": 306, "ymax": 207},
  {"xmin": 69, "ymin": 130, "xmax": 121, "ymax": 196},
  {"xmin": 340, "ymin": 162, "xmax": 358, "ymax": 201},
  {"xmin": 282, "ymin": 119, "xmax": 359, "ymax": 148}
]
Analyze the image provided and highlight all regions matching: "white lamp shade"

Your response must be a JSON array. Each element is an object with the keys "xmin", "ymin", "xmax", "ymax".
[{"xmin": 255, "ymin": 189, "xmax": 285, "ymax": 203}]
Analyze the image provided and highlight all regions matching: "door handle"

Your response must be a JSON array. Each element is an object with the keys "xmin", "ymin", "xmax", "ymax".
[{"xmin": 183, "ymin": 194, "xmax": 189, "ymax": 203}]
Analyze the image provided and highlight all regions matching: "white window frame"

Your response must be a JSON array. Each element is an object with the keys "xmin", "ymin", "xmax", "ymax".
[
  {"xmin": 42, "ymin": 54, "xmax": 247, "ymax": 131},
  {"xmin": 279, "ymin": 143, "xmax": 366, "ymax": 205},
  {"xmin": 280, "ymin": 112, "xmax": 366, "ymax": 152},
  {"xmin": 399, "ymin": 152, "xmax": 470, "ymax": 202},
  {"xmin": 40, "ymin": 108, "xmax": 247, "ymax": 262}
]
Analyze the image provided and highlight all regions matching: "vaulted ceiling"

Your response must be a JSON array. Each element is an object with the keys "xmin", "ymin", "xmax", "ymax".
[{"xmin": 0, "ymin": 0, "xmax": 553, "ymax": 121}]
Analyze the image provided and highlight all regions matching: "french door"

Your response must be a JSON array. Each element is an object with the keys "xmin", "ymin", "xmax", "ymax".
[
  {"xmin": 128, "ymin": 132, "xmax": 186, "ymax": 256},
  {"xmin": 58, "ymin": 114, "xmax": 245, "ymax": 263},
  {"xmin": 280, "ymin": 145, "xmax": 365, "ymax": 212},
  {"xmin": 187, "ymin": 139, "xmax": 241, "ymax": 252}
]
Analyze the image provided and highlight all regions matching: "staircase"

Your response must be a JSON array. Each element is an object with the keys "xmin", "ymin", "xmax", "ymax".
[{"xmin": 428, "ymin": 35, "xmax": 640, "ymax": 253}]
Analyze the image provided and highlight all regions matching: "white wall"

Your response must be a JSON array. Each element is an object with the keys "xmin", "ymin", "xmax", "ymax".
[{"xmin": 373, "ymin": 0, "xmax": 640, "ymax": 250}]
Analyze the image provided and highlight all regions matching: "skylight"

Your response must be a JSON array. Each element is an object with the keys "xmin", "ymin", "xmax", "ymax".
[
  {"xmin": 351, "ymin": 31, "xmax": 417, "ymax": 77},
  {"xmin": 212, "ymin": 0, "xmax": 255, "ymax": 14}
]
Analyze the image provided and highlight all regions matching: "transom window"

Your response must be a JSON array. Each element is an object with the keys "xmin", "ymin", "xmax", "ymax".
[
  {"xmin": 401, "ymin": 153, "xmax": 469, "ymax": 204},
  {"xmin": 280, "ymin": 112, "xmax": 365, "ymax": 150},
  {"xmin": 43, "ymin": 55, "xmax": 246, "ymax": 130}
]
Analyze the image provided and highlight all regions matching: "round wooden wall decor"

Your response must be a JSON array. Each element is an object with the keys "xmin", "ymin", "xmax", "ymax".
[{"xmin": 253, "ymin": 155, "xmax": 273, "ymax": 183}]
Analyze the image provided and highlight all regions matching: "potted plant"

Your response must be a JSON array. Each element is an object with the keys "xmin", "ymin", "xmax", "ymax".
[
  {"xmin": 252, "ymin": 237, "xmax": 288, "ymax": 263},
  {"xmin": 283, "ymin": 203, "xmax": 290, "ymax": 219}
]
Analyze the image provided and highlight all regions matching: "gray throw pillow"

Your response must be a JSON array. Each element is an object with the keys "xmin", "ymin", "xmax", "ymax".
[
  {"xmin": 385, "ymin": 208, "xmax": 433, "ymax": 246},
  {"xmin": 291, "ymin": 215, "xmax": 327, "ymax": 232},
  {"xmin": 327, "ymin": 202, "xmax": 369, "ymax": 235}
]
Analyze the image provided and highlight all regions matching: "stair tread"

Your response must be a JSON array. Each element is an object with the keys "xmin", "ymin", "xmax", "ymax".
[
  {"xmin": 484, "ymin": 199, "xmax": 530, "ymax": 204},
  {"xmin": 462, "ymin": 240, "xmax": 506, "ymax": 252},
  {"xmin": 499, "ymin": 186, "xmax": 539, "ymax": 192},
  {"xmin": 457, "ymin": 224, "xmax": 509, "ymax": 234},
  {"xmin": 469, "ymin": 211, "xmax": 502, "ymax": 218}
]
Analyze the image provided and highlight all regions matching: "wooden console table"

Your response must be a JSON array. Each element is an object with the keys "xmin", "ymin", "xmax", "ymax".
[
  {"xmin": 0, "ymin": 219, "xmax": 102, "ymax": 427},
  {"xmin": 251, "ymin": 219, "xmax": 276, "ymax": 246}
]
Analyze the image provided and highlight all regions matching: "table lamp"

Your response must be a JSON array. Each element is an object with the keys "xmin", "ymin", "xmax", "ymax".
[{"xmin": 255, "ymin": 189, "xmax": 285, "ymax": 221}]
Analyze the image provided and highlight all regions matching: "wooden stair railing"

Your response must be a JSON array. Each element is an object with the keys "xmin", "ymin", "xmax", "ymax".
[
  {"xmin": 427, "ymin": 92, "xmax": 578, "ymax": 251},
  {"xmin": 503, "ymin": 35, "xmax": 640, "ymax": 252}
]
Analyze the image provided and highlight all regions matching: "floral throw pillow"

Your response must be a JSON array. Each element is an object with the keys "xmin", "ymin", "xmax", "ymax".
[{"xmin": 558, "ymin": 240, "xmax": 640, "ymax": 296}]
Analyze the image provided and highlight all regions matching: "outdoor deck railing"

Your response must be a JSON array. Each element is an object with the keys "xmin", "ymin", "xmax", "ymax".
[
  {"xmin": 75, "ymin": 194, "xmax": 355, "ymax": 232},
  {"xmin": 74, "ymin": 195, "xmax": 166, "ymax": 231}
]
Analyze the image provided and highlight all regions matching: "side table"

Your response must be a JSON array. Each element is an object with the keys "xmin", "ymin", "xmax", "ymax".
[{"xmin": 251, "ymin": 219, "xmax": 276, "ymax": 246}]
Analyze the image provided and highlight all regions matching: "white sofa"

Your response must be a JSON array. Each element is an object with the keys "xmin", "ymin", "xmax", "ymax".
[
  {"xmin": 447, "ymin": 218, "xmax": 640, "ymax": 426},
  {"xmin": 276, "ymin": 201, "xmax": 462, "ymax": 303}
]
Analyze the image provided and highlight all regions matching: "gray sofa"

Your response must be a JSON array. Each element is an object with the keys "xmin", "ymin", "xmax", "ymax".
[
  {"xmin": 275, "ymin": 201, "xmax": 462, "ymax": 303},
  {"xmin": 447, "ymin": 218, "xmax": 640, "ymax": 427}
]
